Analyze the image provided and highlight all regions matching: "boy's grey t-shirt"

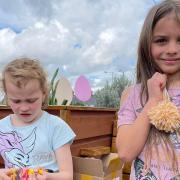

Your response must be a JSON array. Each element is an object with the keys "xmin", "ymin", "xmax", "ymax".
[
  {"xmin": 118, "ymin": 84, "xmax": 180, "ymax": 180},
  {"xmin": 0, "ymin": 111, "xmax": 76, "ymax": 171}
]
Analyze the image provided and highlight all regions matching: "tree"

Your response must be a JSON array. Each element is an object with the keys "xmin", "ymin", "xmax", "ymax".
[{"xmin": 94, "ymin": 74, "xmax": 131, "ymax": 108}]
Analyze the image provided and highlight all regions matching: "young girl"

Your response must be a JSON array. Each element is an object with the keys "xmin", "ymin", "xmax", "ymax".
[
  {"xmin": 116, "ymin": 0, "xmax": 180, "ymax": 179},
  {"xmin": 0, "ymin": 58, "xmax": 76, "ymax": 179}
]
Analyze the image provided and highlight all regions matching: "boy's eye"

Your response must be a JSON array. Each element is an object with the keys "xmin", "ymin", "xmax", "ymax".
[
  {"xmin": 12, "ymin": 100, "xmax": 21, "ymax": 104},
  {"xmin": 26, "ymin": 98, "xmax": 38, "ymax": 103},
  {"xmin": 10, "ymin": 98, "xmax": 38, "ymax": 103}
]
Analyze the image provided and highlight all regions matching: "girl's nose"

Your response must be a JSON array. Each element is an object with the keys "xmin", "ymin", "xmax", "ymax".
[{"xmin": 166, "ymin": 41, "xmax": 178, "ymax": 55}]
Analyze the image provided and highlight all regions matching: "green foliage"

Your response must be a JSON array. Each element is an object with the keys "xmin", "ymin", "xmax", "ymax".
[
  {"xmin": 70, "ymin": 96, "xmax": 85, "ymax": 106},
  {"xmin": 49, "ymin": 68, "xmax": 59, "ymax": 105},
  {"xmin": 71, "ymin": 101, "xmax": 85, "ymax": 106},
  {"xmin": 94, "ymin": 74, "xmax": 131, "ymax": 108}
]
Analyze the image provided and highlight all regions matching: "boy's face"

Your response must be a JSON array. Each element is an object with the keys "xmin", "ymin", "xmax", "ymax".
[{"xmin": 5, "ymin": 75, "xmax": 45, "ymax": 125}]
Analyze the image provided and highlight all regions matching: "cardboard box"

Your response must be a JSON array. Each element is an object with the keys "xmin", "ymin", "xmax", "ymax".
[
  {"xmin": 123, "ymin": 162, "xmax": 132, "ymax": 174},
  {"xmin": 111, "ymin": 137, "xmax": 117, "ymax": 153},
  {"xmin": 73, "ymin": 153, "xmax": 123, "ymax": 180},
  {"xmin": 122, "ymin": 173, "xmax": 130, "ymax": 180}
]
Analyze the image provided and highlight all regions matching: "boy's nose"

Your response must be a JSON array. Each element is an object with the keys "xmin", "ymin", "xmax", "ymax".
[{"xmin": 19, "ymin": 103, "xmax": 30, "ymax": 112}]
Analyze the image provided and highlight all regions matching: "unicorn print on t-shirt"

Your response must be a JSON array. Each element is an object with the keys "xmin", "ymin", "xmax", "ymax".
[{"xmin": 0, "ymin": 128, "xmax": 36, "ymax": 168}]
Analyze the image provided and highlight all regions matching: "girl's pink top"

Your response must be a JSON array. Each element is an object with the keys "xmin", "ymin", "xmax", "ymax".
[{"xmin": 118, "ymin": 84, "xmax": 180, "ymax": 180}]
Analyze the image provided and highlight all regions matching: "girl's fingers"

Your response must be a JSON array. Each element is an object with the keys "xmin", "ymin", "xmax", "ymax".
[{"xmin": 147, "ymin": 72, "xmax": 168, "ymax": 101}]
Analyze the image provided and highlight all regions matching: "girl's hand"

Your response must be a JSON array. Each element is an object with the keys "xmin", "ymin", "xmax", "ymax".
[
  {"xmin": 147, "ymin": 72, "xmax": 167, "ymax": 102},
  {"xmin": 0, "ymin": 168, "xmax": 12, "ymax": 180}
]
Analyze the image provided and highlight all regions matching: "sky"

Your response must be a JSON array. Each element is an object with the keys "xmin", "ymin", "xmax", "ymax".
[{"xmin": 0, "ymin": 0, "xmax": 160, "ymax": 91}]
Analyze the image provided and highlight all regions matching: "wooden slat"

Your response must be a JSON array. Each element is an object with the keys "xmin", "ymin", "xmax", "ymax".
[
  {"xmin": 67, "ymin": 110, "xmax": 115, "ymax": 140},
  {"xmin": 80, "ymin": 146, "xmax": 110, "ymax": 157},
  {"xmin": 71, "ymin": 136, "xmax": 111, "ymax": 156},
  {"xmin": 0, "ymin": 156, "xmax": 4, "ymax": 168},
  {"xmin": 46, "ymin": 109, "xmax": 60, "ymax": 117},
  {"xmin": 0, "ymin": 108, "xmax": 13, "ymax": 119}
]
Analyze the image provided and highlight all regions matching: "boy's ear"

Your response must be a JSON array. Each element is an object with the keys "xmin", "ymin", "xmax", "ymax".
[
  {"xmin": 42, "ymin": 93, "xmax": 45, "ymax": 101},
  {"xmin": 42, "ymin": 92, "xmax": 46, "ymax": 105}
]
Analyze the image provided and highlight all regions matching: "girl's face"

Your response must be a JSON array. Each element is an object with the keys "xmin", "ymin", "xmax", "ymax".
[
  {"xmin": 151, "ymin": 13, "xmax": 180, "ymax": 77},
  {"xmin": 5, "ymin": 75, "xmax": 45, "ymax": 126}
]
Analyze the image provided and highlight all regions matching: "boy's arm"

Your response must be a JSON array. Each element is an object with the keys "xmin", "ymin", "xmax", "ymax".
[{"xmin": 46, "ymin": 143, "xmax": 73, "ymax": 180}]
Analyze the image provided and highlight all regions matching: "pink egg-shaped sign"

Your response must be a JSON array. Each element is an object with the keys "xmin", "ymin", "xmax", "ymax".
[{"xmin": 74, "ymin": 75, "xmax": 92, "ymax": 102}]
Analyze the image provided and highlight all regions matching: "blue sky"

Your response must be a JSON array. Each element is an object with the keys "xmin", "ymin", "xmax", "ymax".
[{"xmin": 0, "ymin": 0, "xmax": 160, "ymax": 91}]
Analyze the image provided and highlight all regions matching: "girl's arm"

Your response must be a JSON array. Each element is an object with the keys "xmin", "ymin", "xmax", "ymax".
[{"xmin": 116, "ymin": 72, "xmax": 167, "ymax": 162}]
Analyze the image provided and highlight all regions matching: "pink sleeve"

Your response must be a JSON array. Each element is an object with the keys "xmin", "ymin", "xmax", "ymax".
[{"xmin": 117, "ymin": 86, "xmax": 138, "ymax": 127}]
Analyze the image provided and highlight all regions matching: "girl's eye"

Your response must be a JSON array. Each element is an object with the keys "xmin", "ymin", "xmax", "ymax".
[{"xmin": 154, "ymin": 38, "xmax": 167, "ymax": 44}]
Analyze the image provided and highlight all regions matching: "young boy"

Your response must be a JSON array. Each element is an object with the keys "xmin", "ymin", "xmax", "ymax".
[{"xmin": 0, "ymin": 58, "xmax": 75, "ymax": 179}]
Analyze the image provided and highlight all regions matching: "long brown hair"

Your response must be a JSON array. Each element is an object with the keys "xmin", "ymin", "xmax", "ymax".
[{"xmin": 136, "ymin": 0, "xmax": 180, "ymax": 175}]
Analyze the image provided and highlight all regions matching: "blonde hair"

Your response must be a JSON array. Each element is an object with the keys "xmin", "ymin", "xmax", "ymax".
[
  {"xmin": 2, "ymin": 58, "xmax": 49, "ymax": 108},
  {"xmin": 136, "ymin": 0, "xmax": 180, "ymax": 175}
]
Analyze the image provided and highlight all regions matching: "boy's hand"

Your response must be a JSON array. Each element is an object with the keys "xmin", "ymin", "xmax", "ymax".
[
  {"xmin": 28, "ymin": 168, "xmax": 48, "ymax": 180},
  {"xmin": 0, "ymin": 168, "xmax": 12, "ymax": 180},
  {"xmin": 36, "ymin": 172, "xmax": 48, "ymax": 180}
]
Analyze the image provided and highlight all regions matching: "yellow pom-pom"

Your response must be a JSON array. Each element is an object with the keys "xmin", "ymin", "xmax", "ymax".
[
  {"xmin": 28, "ymin": 168, "xmax": 34, "ymax": 175},
  {"xmin": 10, "ymin": 168, "xmax": 16, "ymax": 180},
  {"xmin": 38, "ymin": 168, "xmax": 43, "ymax": 175},
  {"xmin": 148, "ymin": 100, "xmax": 180, "ymax": 132}
]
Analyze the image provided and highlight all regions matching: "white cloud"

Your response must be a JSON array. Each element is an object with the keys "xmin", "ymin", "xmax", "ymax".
[{"xmin": 0, "ymin": 0, "xmax": 155, "ymax": 90}]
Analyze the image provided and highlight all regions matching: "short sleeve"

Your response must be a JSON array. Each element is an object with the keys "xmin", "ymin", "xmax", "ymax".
[
  {"xmin": 52, "ymin": 119, "xmax": 76, "ymax": 150},
  {"xmin": 117, "ymin": 85, "xmax": 137, "ymax": 127}
]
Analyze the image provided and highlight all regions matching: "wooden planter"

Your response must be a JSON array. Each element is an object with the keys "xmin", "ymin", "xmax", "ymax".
[{"xmin": 0, "ymin": 105, "xmax": 117, "ymax": 163}]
